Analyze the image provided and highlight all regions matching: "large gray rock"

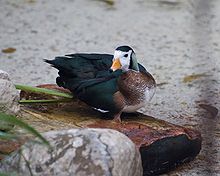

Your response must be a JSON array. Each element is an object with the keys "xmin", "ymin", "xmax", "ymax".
[
  {"xmin": 0, "ymin": 70, "xmax": 20, "ymax": 115},
  {"xmin": 0, "ymin": 128, "xmax": 142, "ymax": 176}
]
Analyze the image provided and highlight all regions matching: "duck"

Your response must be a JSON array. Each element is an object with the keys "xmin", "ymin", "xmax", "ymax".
[{"xmin": 45, "ymin": 45, "xmax": 156, "ymax": 122}]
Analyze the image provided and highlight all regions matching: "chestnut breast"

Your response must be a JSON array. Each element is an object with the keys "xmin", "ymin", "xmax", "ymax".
[{"xmin": 117, "ymin": 70, "xmax": 156, "ymax": 106}]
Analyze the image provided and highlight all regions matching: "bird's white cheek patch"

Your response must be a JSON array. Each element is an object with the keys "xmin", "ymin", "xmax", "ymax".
[{"xmin": 113, "ymin": 50, "xmax": 122, "ymax": 59}]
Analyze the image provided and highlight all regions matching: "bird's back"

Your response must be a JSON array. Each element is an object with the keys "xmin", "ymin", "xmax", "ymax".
[
  {"xmin": 45, "ymin": 53, "xmax": 115, "ymax": 90},
  {"xmin": 45, "ymin": 53, "xmax": 125, "ymax": 112}
]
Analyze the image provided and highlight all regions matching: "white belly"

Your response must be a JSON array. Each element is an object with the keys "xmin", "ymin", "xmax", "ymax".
[{"xmin": 122, "ymin": 103, "xmax": 145, "ymax": 113}]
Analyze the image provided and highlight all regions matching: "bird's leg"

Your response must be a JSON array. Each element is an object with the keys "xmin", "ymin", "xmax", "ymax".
[{"xmin": 113, "ymin": 111, "xmax": 122, "ymax": 123}]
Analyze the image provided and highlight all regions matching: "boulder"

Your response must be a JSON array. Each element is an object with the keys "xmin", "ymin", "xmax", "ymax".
[
  {"xmin": 0, "ymin": 128, "xmax": 142, "ymax": 176},
  {"xmin": 0, "ymin": 70, "xmax": 20, "ymax": 131},
  {"xmin": 0, "ymin": 70, "xmax": 20, "ymax": 115}
]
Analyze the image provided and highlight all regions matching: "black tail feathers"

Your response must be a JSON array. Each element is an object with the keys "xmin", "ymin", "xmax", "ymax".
[{"xmin": 44, "ymin": 59, "xmax": 54, "ymax": 66}]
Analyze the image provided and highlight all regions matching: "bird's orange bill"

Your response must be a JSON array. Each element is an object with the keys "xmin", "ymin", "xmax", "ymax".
[{"xmin": 111, "ymin": 58, "xmax": 122, "ymax": 71}]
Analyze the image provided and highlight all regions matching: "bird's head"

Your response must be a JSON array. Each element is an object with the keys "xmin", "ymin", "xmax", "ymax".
[{"xmin": 110, "ymin": 45, "xmax": 139, "ymax": 72}]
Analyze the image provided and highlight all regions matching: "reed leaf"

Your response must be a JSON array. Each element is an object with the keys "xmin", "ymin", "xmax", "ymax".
[
  {"xmin": 15, "ymin": 84, "xmax": 73, "ymax": 99},
  {"xmin": 0, "ymin": 112, "xmax": 50, "ymax": 147},
  {"xmin": 19, "ymin": 99, "xmax": 72, "ymax": 104},
  {"xmin": 0, "ymin": 131, "xmax": 17, "ymax": 140},
  {"xmin": 0, "ymin": 173, "xmax": 16, "ymax": 176}
]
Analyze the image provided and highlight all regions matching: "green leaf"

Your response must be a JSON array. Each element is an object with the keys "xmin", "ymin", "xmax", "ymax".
[
  {"xmin": 0, "ymin": 112, "xmax": 50, "ymax": 147},
  {"xmin": 19, "ymin": 99, "xmax": 72, "ymax": 104},
  {"xmin": 0, "ymin": 131, "xmax": 17, "ymax": 140},
  {"xmin": 0, "ymin": 172, "xmax": 17, "ymax": 176},
  {"xmin": 15, "ymin": 84, "xmax": 73, "ymax": 98},
  {"xmin": 0, "ymin": 170, "xmax": 17, "ymax": 176}
]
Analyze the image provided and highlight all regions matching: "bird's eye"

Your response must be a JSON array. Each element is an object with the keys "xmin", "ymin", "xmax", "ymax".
[{"xmin": 124, "ymin": 54, "xmax": 128, "ymax": 57}]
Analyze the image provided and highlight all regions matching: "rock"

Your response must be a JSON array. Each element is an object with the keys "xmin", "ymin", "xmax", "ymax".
[
  {"xmin": 0, "ymin": 70, "xmax": 20, "ymax": 131},
  {"xmin": 0, "ymin": 129, "xmax": 142, "ymax": 176},
  {"xmin": 0, "ymin": 139, "xmax": 25, "ymax": 160},
  {"xmin": 0, "ymin": 70, "xmax": 20, "ymax": 115}
]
